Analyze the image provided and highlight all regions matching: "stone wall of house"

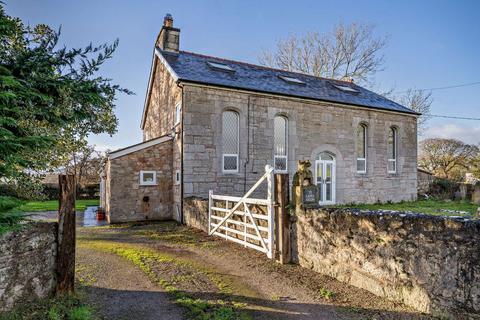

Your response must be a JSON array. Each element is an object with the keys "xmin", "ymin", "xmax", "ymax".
[
  {"xmin": 107, "ymin": 140, "xmax": 173, "ymax": 223},
  {"xmin": 182, "ymin": 85, "xmax": 417, "ymax": 204},
  {"xmin": 0, "ymin": 222, "xmax": 57, "ymax": 311},
  {"xmin": 293, "ymin": 208, "xmax": 480, "ymax": 316},
  {"xmin": 142, "ymin": 54, "xmax": 183, "ymax": 222}
]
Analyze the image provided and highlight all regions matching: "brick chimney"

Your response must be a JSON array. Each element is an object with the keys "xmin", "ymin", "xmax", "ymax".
[{"xmin": 157, "ymin": 14, "xmax": 180, "ymax": 53}]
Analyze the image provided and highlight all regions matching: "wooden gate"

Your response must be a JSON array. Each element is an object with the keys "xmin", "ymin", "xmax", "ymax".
[{"xmin": 208, "ymin": 165, "xmax": 275, "ymax": 258}]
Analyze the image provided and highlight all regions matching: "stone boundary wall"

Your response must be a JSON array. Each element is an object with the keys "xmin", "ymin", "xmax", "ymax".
[
  {"xmin": 293, "ymin": 208, "xmax": 480, "ymax": 316},
  {"xmin": 0, "ymin": 222, "xmax": 58, "ymax": 311},
  {"xmin": 183, "ymin": 197, "xmax": 209, "ymax": 232},
  {"xmin": 182, "ymin": 198, "xmax": 480, "ymax": 316}
]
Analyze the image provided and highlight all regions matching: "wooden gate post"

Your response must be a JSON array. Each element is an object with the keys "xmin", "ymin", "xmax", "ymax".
[
  {"xmin": 57, "ymin": 174, "xmax": 76, "ymax": 294},
  {"xmin": 274, "ymin": 173, "xmax": 291, "ymax": 264}
]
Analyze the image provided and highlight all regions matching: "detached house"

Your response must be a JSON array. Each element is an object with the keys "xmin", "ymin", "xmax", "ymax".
[{"xmin": 100, "ymin": 14, "xmax": 419, "ymax": 223}]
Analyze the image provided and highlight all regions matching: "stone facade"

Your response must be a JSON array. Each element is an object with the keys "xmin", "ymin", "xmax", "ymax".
[
  {"xmin": 181, "ymin": 85, "xmax": 417, "ymax": 204},
  {"xmin": 142, "ymin": 48, "xmax": 182, "ymax": 221},
  {"xmin": 106, "ymin": 140, "xmax": 173, "ymax": 223},
  {"xmin": 0, "ymin": 222, "xmax": 58, "ymax": 311},
  {"xmin": 293, "ymin": 208, "xmax": 480, "ymax": 316}
]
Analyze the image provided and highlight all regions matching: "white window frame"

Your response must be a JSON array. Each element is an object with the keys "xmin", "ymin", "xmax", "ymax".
[
  {"xmin": 139, "ymin": 170, "xmax": 157, "ymax": 186},
  {"xmin": 222, "ymin": 111, "xmax": 240, "ymax": 174},
  {"xmin": 222, "ymin": 154, "xmax": 239, "ymax": 174},
  {"xmin": 174, "ymin": 103, "xmax": 182, "ymax": 126},
  {"xmin": 356, "ymin": 124, "xmax": 367, "ymax": 174},
  {"xmin": 273, "ymin": 115, "xmax": 288, "ymax": 173},
  {"xmin": 388, "ymin": 127, "xmax": 397, "ymax": 174}
]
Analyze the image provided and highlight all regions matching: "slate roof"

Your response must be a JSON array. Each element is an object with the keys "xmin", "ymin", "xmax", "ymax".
[{"xmin": 159, "ymin": 49, "xmax": 418, "ymax": 115}]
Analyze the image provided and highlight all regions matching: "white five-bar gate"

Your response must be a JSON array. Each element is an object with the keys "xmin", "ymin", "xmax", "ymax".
[{"xmin": 208, "ymin": 165, "xmax": 275, "ymax": 258}]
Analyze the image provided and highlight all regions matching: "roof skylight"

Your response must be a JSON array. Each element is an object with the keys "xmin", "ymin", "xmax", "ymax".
[
  {"xmin": 333, "ymin": 84, "xmax": 360, "ymax": 94},
  {"xmin": 207, "ymin": 61, "xmax": 234, "ymax": 72},
  {"xmin": 279, "ymin": 75, "xmax": 306, "ymax": 85}
]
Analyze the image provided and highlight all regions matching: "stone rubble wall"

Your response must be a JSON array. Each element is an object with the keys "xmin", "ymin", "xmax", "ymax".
[
  {"xmin": 293, "ymin": 208, "xmax": 480, "ymax": 316},
  {"xmin": 182, "ymin": 199, "xmax": 480, "ymax": 316},
  {"xmin": 0, "ymin": 222, "xmax": 58, "ymax": 311},
  {"xmin": 183, "ymin": 197, "xmax": 209, "ymax": 232},
  {"xmin": 107, "ymin": 140, "xmax": 173, "ymax": 223}
]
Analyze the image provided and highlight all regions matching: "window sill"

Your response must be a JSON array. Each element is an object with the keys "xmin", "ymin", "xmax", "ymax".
[{"xmin": 139, "ymin": 183, "xmax": 158, "ymax": 187}]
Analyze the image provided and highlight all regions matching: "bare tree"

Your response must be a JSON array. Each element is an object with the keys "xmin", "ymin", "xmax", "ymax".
[
  {"xmin": 259, "ymin": 22, "xmax": 388, "ymax": 84},
  {"xmin": 419, "ymin": 138, "xmax": 479, "ymax": 181},
  {"xmin": 64, "ymin": 145, "xmax": 103, "ymax": 187},
  {"xmin": 398, "ymin": 89, "xmax": 433, "ymax": 133}
]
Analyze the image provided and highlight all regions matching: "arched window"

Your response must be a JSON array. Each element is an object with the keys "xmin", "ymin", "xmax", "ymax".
[
  {"xmin": 222, "ymin": 111, "xmax": 239, "ymax": 173},
  {"xmin": 274, "ymin": 116, "xmax": 288, "ymax": 172},
  {"xmin": 388, "ymin": 127, "xmax": 397, "ymax": 173},
  {"xmin": 356, "ymin": 124, "xmax": 367, "ymax": 173}
]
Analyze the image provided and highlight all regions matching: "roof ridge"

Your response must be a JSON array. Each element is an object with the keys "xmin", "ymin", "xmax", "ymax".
[{"xmin": 179, "ymin": 50, "xmax": 355, "ymax": 85}]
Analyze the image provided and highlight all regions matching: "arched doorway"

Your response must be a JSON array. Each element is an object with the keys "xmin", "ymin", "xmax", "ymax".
[{"xmin": 315, "ymin": 152, "xmax": 336, "ymax": 205}]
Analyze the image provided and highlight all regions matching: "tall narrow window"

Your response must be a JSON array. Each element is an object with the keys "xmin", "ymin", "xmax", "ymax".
[
  {"xmin": 174, "ymin": 103, "xmax": 181, "ymax": 126},
  {"xmin": 356, "ymin": 124, "xmax": 367, "ymax": 173},
  {"xmin": 274, "ymin": 116, "xmax": 288, "ymax": 172},
  {"xmin": 222, "ymin": 111, "xmax": 239, "ymax": 173},
  {"xmin": 388, "ymin": 127, "xmax": 397, "ymax": 173}
]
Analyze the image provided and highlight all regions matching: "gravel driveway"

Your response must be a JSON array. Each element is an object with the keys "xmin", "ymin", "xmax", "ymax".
[{"xmin": 76, "ymin": 221, "xmax": 433, "ymax": 320}]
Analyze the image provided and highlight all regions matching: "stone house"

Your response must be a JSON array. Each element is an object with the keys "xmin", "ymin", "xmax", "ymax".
[{"xmin": 101, "ymin": 14, "xmax": 419, "ymax": 223}]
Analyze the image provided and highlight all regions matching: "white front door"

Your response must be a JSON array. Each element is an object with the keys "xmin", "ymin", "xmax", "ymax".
[{"xmin": 315, "ymin": 154, "xmax": 336, "ymax": 205}]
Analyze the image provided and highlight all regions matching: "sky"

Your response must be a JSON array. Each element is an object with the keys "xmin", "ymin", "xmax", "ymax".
[{"xmin": 6, "ymin": 0, "xmax": 480, "ymax": 150}]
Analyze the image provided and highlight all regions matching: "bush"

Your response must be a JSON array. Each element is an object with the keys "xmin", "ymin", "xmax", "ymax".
[{"xmin": 429, "ymin": 178, "xmax": 459, "ymax": 200}]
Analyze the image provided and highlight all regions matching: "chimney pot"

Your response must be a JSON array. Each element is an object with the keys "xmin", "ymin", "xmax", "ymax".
[{"xmin": 164, "ymin": 14, "xmax": 173, "ymax": 27}]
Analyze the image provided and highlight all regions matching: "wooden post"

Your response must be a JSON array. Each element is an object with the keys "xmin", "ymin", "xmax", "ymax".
[
  {"xmin": 57, "ymin": 174, "xmax": 76, "ymax": 294},
  {"xmin": 275, "ymin": 173, "xmax": 291, "ymax": 264}
]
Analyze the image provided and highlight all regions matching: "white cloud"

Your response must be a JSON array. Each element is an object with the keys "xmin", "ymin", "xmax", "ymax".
[{"xmin": 423, "ymin": 124, "xmax": 480, "ymax": 145}]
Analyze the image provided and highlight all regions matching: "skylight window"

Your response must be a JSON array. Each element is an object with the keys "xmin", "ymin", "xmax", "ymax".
[
  {"xmin": 207, "ymin": 61, "xmax": 234, "ymax": 72},
  {"xmin": 333, "ymin": 84, "xmax": 360, "ymax": 94},
  {"xmin": 279, "ymin": 75, "xmax": 305, "ymax": 85}
]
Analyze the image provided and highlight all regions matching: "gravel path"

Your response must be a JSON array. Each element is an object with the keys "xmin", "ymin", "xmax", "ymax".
[
  {"xmin": 77, "ymin": 222, "xmax": 434, "ymax": 320},
  {"xmin": 76, "ymin": 247, "xmax": 184, "ymax": 320}
]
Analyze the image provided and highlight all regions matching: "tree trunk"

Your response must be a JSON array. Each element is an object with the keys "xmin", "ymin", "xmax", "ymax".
[{"xmin": 57, "ymin": 174, "xmax": 76, "ymax": 294}]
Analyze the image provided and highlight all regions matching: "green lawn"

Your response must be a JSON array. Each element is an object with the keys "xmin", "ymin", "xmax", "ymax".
[
  {"xmin": 338, "ymin": 199, "xmax": 478, "ymax": 216},
  {"xmin": 17, "ymin": 199, "xmax": 99, "ymax": 212}
]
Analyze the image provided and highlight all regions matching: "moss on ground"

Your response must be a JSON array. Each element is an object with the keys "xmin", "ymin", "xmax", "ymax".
[
  {"xmin": 0, "ymin": 294, "xmax": 95, "ymax": 320},
  {"xmin": 78, "ymin": 240, "xmax": 252, "ymax": 320}
]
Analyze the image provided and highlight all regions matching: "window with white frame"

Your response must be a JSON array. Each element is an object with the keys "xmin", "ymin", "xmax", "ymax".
[
  {"xmin": 388, "ymin": 127, "xmax": 397, "ymax": 173},
  {"xmin": 222, "ymin": 110, "xmax": 239, "ymax": 173},
  {"xmin": 139, "ymin": 170, "xmax": 157, "ymax": 186},
  {"xmin": 174, "ymin": 103, "xmax": 181, "ymax": 126},
  {"xmin": 356, "ymin": 123, "xmax": 367, "ymax": 173},
  {"xmin": 274, "ymin": 115, "xmax": 288, "ymax": 172}
]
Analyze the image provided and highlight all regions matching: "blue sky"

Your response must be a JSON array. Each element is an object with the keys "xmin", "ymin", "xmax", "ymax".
[{"xmin": 6, "ymin": 0, "xmax": 480, "ymax": 150}]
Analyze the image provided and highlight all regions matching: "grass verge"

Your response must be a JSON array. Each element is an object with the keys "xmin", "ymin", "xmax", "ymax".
[
  {"xmin": 79, "ymin": 240, "xmax": 252, "ymax": 320},
  {"xmin": 0, "ymin": 294, "xmax": 95, "ymax": 320},
  {"xmin": 337, "ymin": 199, "xmax": 478, "ymax": 216},
  {"xmin": 17, "ymin": 199, "xmax": 99, "ymax": 212}
]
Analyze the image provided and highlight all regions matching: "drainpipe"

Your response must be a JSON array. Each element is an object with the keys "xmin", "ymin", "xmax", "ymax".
[
  {"xmin": 244, "ymin": 96, "xmax": 251, "ymax": 193},
  {"xmin": 180, "ymin": 84, "xmax": 185, "ymax": 224}
]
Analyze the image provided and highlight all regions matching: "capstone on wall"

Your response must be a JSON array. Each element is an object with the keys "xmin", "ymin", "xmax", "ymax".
[
  {"xmin": 182, "ymin": 85, "xmax": 417, "ymax": 204},
  {"xmin": 294, "ymin": 208, "xmax": 480, "ymax": 316},
  {"xmin": 107, "ymin": 140, "xmax": 173, "ymax": 223},
  {"xmin": 0, "ymin": 222, "xmax": 57, "ymax": 311}
]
